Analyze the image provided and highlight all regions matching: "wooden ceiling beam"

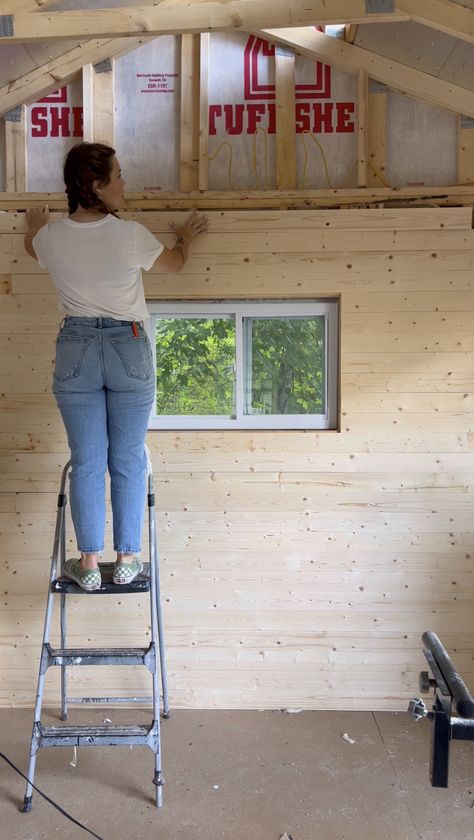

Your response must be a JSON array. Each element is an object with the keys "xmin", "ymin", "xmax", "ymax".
[
  {"xmin": 1, "ymin": 186, "xmax": 474, "ymax": 210},
  {"xmin": 5, "ymin": 1, "xmax": 474, "ymax": 50},
  {"xmin": 0, "ymin": 2, "xmax": 409, "ymax": 43},
  {"xmin": 258, "ymin": 27, "xmax": 474, "ymax": 118}
]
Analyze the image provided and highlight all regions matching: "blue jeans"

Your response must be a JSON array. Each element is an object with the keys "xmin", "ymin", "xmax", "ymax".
[{"xmin": 52, "ymin": 317, "xmax": 155, "ymax": 554}]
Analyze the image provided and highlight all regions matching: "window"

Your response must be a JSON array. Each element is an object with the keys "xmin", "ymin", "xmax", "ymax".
[{"xmin": 147, "ymin": 300, "xmax": 339, "ymax": 430}]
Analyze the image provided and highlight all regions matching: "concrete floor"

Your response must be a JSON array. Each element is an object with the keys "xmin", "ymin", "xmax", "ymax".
[{"xmin": 1, "ymin": 708, "xmax": 474, "ymax": 840}]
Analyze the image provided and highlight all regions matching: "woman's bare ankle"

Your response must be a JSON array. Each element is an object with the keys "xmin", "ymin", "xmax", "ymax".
[
  {"xmin": 80, "ymin": 553, "xmax": 99, "ymax": 569},
  {"xmin": 117, "ymin": 552, "xmax": 134, "ymax": 564}
]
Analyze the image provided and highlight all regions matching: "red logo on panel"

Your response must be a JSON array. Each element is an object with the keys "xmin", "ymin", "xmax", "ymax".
[
  {"xmin": 209, "ymin": 34, "xmax": 355, "ymax": 136},
  {"xmin": 31, "ymin": 86, "xmax": 83, "ymax": 138},
  {"xmin": 243, "ymin": 35, "xmax": 331, "ymax": 101},
  {"xmin": 38, "ymin": 88, "xmax": 68, "ymax": 104}
]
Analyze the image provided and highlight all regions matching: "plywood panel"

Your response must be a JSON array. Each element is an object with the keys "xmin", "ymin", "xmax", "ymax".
[{"xmin": 0, "ymin": 206, "xmax": 473, "ymax": 711}]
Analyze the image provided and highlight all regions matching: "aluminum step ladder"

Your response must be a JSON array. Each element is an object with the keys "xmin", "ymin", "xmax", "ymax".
[{"xmin": 21, "ymin": 452, "xmax": 169, "ymax": 812}]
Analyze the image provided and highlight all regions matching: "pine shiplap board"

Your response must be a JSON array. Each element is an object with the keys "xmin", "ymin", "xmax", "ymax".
[
  {"xmin": 344, "ymin": 373, "xmax": 474, "ymax": 392},
  {"xmin": 142, "ymin": 265, "xmax": 473, "ymax": 294},
  {"xmin": 342, "ymin": 291, "xmax": 474, "ymax": 312},
  {"xmin": 6, "ymin": 488, "xmax": 473, "ymax": 521},
  {"xmin": 0, "ymin": 532, "xmax": 469, "ymax": 564},
  {"xmin": 4, "ymin": 371, "xmax": 474, "ymax": 397},
  {"xmin": 5, "ymin": 228, "xmax": 474, "ymax": 256},
  {"xmin": 0, "ymin": 431, "xmax": 469, "ymax": 457},
  {"xmin": 3, "ymin": 632, "xmax": 473, "ymax": 669},
  {"xmin": 341, "ymin": 412, "xmax": 474, "ymax": 433},
  {"xmin": 343, "ymin": 393, "xmax": 474, "ymax": 412},
  {"xmin": 1, "ymin": 208, "xmax": 472, "ymax": 233},
  {"xmin": 2, "ymin": 450, "xmax": 474, "ymax": 474},
  {"xmin": 11, "ymin": 263, "xmax": 474, "ymax": 300},
  {"xmin": 1, "ymin": 506, "xmax": 472, "ymax": 534},
  {"xmin": 342, "ymin": 334, "xmax": 474, "ymax": 352},
  {"xmin": 343, "ymin": 312, "xmax": 474, "ymax": 333},
  {"xmin": 19, "ymin": 477, "xmax": 464, "ymax": 511},
  {"xmin": 1, "ymin": 207, "xmax": 473, "ymax": 711},
  {"xmin": 5, "ymin": 548, "xmax": 474, "ymax": 576},
  {"xmin": 343, "ymin": 353, "xmax": 474, "ymax": 372},
  {"xmin": 8, "ymin": 253, "xmax": 472, "ymax": 281}
]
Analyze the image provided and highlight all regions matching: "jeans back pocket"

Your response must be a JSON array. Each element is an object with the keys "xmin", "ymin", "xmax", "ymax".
[
  {"xmin": 54, "ymin": 335, "xmax": 93, "ymax": 382},
  {"xmin": 109, "ymin": 335, "xmax": 153, "ymax": 381}
]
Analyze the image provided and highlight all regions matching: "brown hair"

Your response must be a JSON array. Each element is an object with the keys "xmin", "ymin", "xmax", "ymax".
[{"xmin": 63, "ymin": 142, "xmax": 116, "ymax": 215}]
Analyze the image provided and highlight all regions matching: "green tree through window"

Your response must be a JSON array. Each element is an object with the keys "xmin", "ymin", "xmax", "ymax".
[
  {"xmin": 156, "ymin": 317, "xmax": 235, "ymax": 415},
  {"xmin": 245, "ymin": 317, "xmax": 325, "ymax": 415}
]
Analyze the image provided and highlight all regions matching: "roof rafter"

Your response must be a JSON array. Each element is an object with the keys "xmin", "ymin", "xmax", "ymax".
[
  {"xmin": 0, "ymin": 36, "xmax": 152, "ymax": 116},
  {"xmin": 0, "ymin": 1, "xmax": 410, "ymax": 42},
  {"xmin": 397, "ymin": 0, "xmax": 474, "ymax": 47},
  {"xmin": 258, "ymin": 27, "xmax": 474, "ymax": 118}
]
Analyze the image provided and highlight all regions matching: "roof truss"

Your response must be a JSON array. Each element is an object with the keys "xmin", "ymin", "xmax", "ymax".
[
  {"xmin": 259, "ymin": 27, "xmax": 474, "ymax": 117},
  {"xmin": 2, "ymin": 19, "xmax": 473, "ymax": 119},
  {"xmin": 0, "ymin": 1, "xmax": 410, "ymax": 43},
  {"xmin": 1, "ymin": 1, "xmax": 474, "ymax": 47},
  {"xmin": 0, "ymin": 36, "xmax": 152, "ymax": 116}
]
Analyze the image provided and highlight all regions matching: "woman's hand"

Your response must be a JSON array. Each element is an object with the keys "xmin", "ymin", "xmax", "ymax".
[
  {"xmin": 25, "ymin": 205, "xmax": 49, "ymax": 233},
  {"xmin": 169, "ymin": 209, "xmax": 209, "ymax": 243}
]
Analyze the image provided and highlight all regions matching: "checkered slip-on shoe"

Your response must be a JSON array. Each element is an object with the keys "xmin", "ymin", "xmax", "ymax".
[
  {"xmin": 64, "ymin": 558, "xmax": 102, "ymax": 592},
  {"xmin": 113, "ymin": 556, "xmax": 143, "ymax": 585}
]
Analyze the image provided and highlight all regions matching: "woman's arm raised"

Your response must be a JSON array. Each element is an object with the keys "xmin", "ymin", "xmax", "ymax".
[{"xmin": 24, "ymin": 206, "xmax": 49, "ymax": 260}]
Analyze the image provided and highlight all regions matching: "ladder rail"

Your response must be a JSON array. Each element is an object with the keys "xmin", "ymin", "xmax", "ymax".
[
  {"xmin": 146, "ymin": 450, "xmax": 170, "ymax": 717},
  {"xmin": 147, "ymin": 462, "xmax": 164, "ymax": 806},
  {"xmin": 22, "ymin": 461, "xmax": 70, "ymax": 810}
]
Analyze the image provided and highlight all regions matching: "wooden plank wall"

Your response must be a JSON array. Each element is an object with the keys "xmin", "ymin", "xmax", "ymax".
[{"xmin": 0, "ymin": 206, "xmax": 473, "ymax": 710}]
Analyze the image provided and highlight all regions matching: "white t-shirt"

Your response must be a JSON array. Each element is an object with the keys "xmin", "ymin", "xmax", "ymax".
[{"xmin": 33, "ymin": 215, "xmax": 164, "ymax": 322}]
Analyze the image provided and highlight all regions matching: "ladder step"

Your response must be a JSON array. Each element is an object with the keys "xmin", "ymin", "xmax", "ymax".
[
  {"xmin": 41, "ymin": 642, "xmax": 155, "ymax": 673},
  {"xmin": 51, "ymin": 561, "xmax": 151, "ymax": 594},
  {"xmin": 67, "ymin": 696, "xmax": 153, "ymax": 705},
  {"xmin": 35, "ymin": 721, "xmax": 160, "ymax": 751}
]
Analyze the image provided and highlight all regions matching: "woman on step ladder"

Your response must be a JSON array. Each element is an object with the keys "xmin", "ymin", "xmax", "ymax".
[{"xmin": 24, "ymin": 142, "xmax": 208, "ymax": 591}]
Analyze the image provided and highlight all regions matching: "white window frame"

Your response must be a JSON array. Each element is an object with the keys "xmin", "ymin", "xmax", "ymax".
[{"xmin": 146, "ymin": 300, "xmax": 339, "ymax": 430}]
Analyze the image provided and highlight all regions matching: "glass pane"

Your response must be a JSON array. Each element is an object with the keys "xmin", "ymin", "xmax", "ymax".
[
  {"xmin": 244, "ymin": 316, "xmax": 325, "ymax": 415},
  {"xmin": 155, "ymin": 317, "xmax": 235, "ymax": 415}
]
